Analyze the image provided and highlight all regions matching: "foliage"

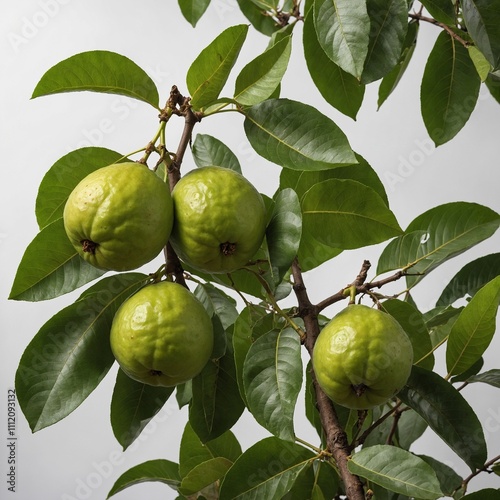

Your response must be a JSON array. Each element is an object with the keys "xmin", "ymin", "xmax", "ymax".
[{"xmin": 9, "ymin": 1, "xmax": 500, "ymax": 499}]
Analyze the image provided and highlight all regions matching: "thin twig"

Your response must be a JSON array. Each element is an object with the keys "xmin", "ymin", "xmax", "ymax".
[{"xmin": 409, "ymin": 11, "xmax": 470, "ymax": 48}]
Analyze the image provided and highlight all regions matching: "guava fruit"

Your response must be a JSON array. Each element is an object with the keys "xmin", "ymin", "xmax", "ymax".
[
  {"xmin": 110, "ymin": 280, "xmax": 214, "ymax": 387},
  {"xmin": 312, "ymin": 304, "xmax": 413, "ymax": 409},
  {"xmin": 170, "ymin": 166, "xmax": 267, "ymax": 274},
  {"xmin": 63, "ymin": 162, "xmax": 173, "ymax": 271}
]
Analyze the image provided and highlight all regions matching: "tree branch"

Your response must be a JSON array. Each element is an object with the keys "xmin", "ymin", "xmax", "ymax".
[
  {"xmin": 162, "ymin": 85, "xmax": 202, "ymax": 287},
  {"xmin": 408, "ymin": 11, "xmax": 470, "ymax": 48},
  {"xmin": 291, "ymin": 258, "xmax": 366, "ymax": 500}
]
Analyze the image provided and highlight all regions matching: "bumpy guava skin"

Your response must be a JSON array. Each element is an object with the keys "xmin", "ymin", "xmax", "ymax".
[
  {"xmin": 170, "ymin": 166, "xmax": 267, "ymax": 273},
  {"xmin": 63, "ymin": 162, "xmax": 173, "ymax": 271},
  {"xmin": 313, "ymin": 304, "xmax": 413, "ymax": 409},
  {"xmin": 110, "ymin": 281, "xmax": 214, "ymax": 387}
]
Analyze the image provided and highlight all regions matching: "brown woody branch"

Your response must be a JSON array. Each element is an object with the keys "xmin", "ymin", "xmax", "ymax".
[
  {"xmin": 408, "ymin": 11, "xmax": 470, "ymax": 48},
  {"xmin": 162, "ymin": 85, "xmax": 202, "ymax": 287},
  {"xmin": 291, "ymin": 258, "xmax": 366, "ymax": 500}
]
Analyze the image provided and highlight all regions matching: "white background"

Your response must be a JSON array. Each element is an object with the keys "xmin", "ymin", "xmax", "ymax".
[{"xmin": 1, "ymin": 1, "xmax": 499, "ymax": 499}]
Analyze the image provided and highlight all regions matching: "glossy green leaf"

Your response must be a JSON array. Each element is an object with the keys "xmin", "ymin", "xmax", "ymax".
[
  {"xmin": 398, "ymin": 365, "xmax": 487, "ymax": 471},
  {"xmin": 110, "ymin": 369, "xmax": 175, "ymax": 450},
  {"xmin": 378, "ymin": 20, "xmax": 419, "ymax": 108},
  {"xmin": 468, "ymin": 369, "xmax": 500, "ymax": 388},
  {"xmin": 35, "ymin": 147, "xmax": 124, "ymax": 229},
  {"xmin": 437, "ymin": 253, "xmax": 500, "ymax": 306},
  {"xmin": 313, "ymin": 0, "xmax": 370, "ymax": 78},
  {"xmin": 395, "ymin": 410, "xmax": 428, "ymax": 450},
  {"xmin": 421, "ymin": 31, "xmax": 481, "ymax": 146},
  {"xmin": 194, "ymin": 283, "xmax": 238, "ymax": 331},
  {"xmin": 450, "ymin": 357, "xmax": 484, "ymax": 383},
  {"xmin": 32, "ymin": 50, "xmax": 159, "ymax": 108},
  {"xmin": 301, "ymin": 179, "xmax": 402, "ymax": 250},
  {"xmin": 178, "ymin": 0, "xmax": 211, "ymax": 27},
  {"xmin": 418, "ymin": 455, "xmax": 463, "ymax": 498},
  {"xmin": 377, "ymin": 202, "xmax": 500, "ymax": 287},
  {"xmin": 462, "ymin": 0, "xmax": 500, "ymax": 70},
  {"xmin": 446, "ymin": 276, "xmax": 500, "ymax": 376},
  {"xmin": 348, "ymin": 445, "xmax": 442, "ymax": 499},
  {"xmin": 280, "ymin": 154, "xmax": 389, "ymax": 206},
  {"xmin": 16, "ymin": 273, "xmax": 147, "ymax": 432},
  {"xmin": 361, "ymin": 0, "xmax": 408, "ymax": 84},
  {"xmin": 381, "ymin": 299, "xmax": 434, "ymax": 369},
  {"xmin": 187, "ymin": 24, "xmax": 248, "ymax": 110},
  {"xmin": 303, "ymin": 11, "xmax": 364, "ymax": 119},
  {"xmin": 468, "ymin": 45, "xmax": 492, "ymax": 81},
  {"xmin": 9, "ymin": 218, "xmax": 106, "ymax": 301},
  {"xmin": 461, "ymin": 489, "xmax": 500, "ymax": 500},
  {"xmin": 236, "ymin": 0, "xmax": 280, "ymax": 36},
  {"xmin": 266, "ymin": 188, "xmax": 302, "ymax": 285},
  {"xmin": 219, "ymin": 437, "xmax": 314, "ymax": 500},
  {"xmin": 234, "ymin": 36, "xmax": 292, "ymax": 105},
  {"xmin": 244, "ymin": 98, "xmax": 357, "ymax": 171},
  {"xmin": 243, "ymin": 327, "xmax": 302, "ymax": 441},
  {"xmin": 180, "ymin": 457, "xmax": 233, "ymax": 495},
  {"xmin": 107, "ymin": 459, "xmax": 181, "ymax": 498},
  {"xmin": 179, "ymin": 422, "xmax": 241, "ymax": 478},
  {"xmin": 233, "ymin": 306, "xmax": 277, "ymax": 406},
  {"xmin": 486, "ymin": 72, "xmax": 500, "ymax": 103},
  {"xmin": 192, "ymin": 134, "xmax": 242, "ymax": 173},
  {"xmin": 283, "ymin": 460, "xmax": 339, "ymax": 500},
  {"xmin": 419, "ymin": 0, "xmax": 456, "ymax": 25},
  {"xmin": 189, "ymin": 335, "xmax": 245, "ymax": 443}
]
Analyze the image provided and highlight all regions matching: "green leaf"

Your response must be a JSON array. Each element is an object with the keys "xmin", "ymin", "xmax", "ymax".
[
  {"xmin": 107, "ymin": 459, "xmax": 181, "ymax": 498},
  {"xmin": 180, "ymin": 457, "xmax": 233, "ymax": 496},
  {"xmin": 361, "ymin": 0, "xmax": 409, "ymax": 84},
  {"xmin": 419, "ymin": 0, "xmax": 457, "ymax": 25},
  {"xmin": 303, "ymin": 11, "xmax": 364, "ymax": 119},
  {"xmin": 15, "ymin": 273, "xmax": 147, "ymax": 432},
  {"xmin": 219, "ymin": 437, "xmax": 314, "ymax": 500},
  {"xmin": 179, "ymin": 422, "xmax": 241, "ymax": 478},
  {"xmin": 313, "ymin": 0, "xmax": 370, "ymax": 78},
  {"xmin": 244, "ymin": 98, "xmax": 357, "ymax": 171},
  {"xmin": 468, "ymin": 368, "xmax": 500, "ymax": 388},
  {"xmin": 9, "ymin": 218, "xmax": 106, "ymax": 301},
  {"xmin": 32, "ymin": 50, "xmax": 159, "ymax": 108},
  {"xmin": 110, "ymin": 369, "xmax": 175, "ymax": 450},
  {"xmin": 233, "ymin": 305, "xmax": 276, "ymax": 406},
  {"xmin": 461, "ymin": 489, "xmax": 500, "ymax": 500},
  {"xmin": 35, "ymin": 147, "xmax": 124, "ymax": 229},
  {"xmin": 450, "ymin": 357, "xmax": 484, "ymax": 383},
  {"xmin": 468, "ymin": 45, "xmax": 492, "ymax": 81},
  {"xmin": 194, "ymin": 283, "xmax": 238, "ymax": 331},
  {"xmin": 486, "ymin": 71, "xmax": 500, "ymax": 103},
  {"xmin": 189, "ymin": 334, "xmax": 245, "ymax": 443},
  {"xmin": 417, "ymin": 455, "xmax": 463, "ymax": 498},
  {"xmin": 462, "ymin": 0, "xmax": 500, "ymax": 70},
  {"xmin": 284, "ymin": 460, "xmax": 339, "ymax": 500},
  {"xmin": 437, "ymin": 253, "xmax": 500, "ymax": 306},
  {"xmin": 378, "ymin": 20, "xmax": 419, "ymax": 108},
  {"xmin": 348, "ymin": 445, "xmax": 442, "ymax": 499},
  {"xmin": 187, "ymin": 24, "xmax": 248, "ymax": 110},
  {"xmin": 381, "ymin": 299, "xmax": 434, "ymax": 369},
  {"xmin": 234, "ymin": 36, "xmax": 292, "ymax": 105},
  {"xmin": 280, "ymin": 154, "xmax": 389, "ymax": 206},
  {"xmin": 301, "ymin": 179, "xmax": 402, "ymax": 250},
  {"xmin": 446, "ymin": 276, "xmax": 500, "ymax": 376},
  {"xmin": 398, "ymin": 365, "xmax": 487, "ymax": 471},
  {"xmin": 421, "ymin": 31, "xmax": 481, "ymax": 146},
  {"xmin": 243, "ymin": 327, "xmax": 302, "ymax": 441},
  {"xmin": 192, "ymin": 134, "xmax": 242, "ymax": 173},
  {"xmin": 178, "ymin": 0, "xmax": 211, "ymax": 27},
  {"xmin": 236, "ymin": 0, "xmax": 280, "ymax": 36},
  {"xmin": 266, "ymin": 188, "xmax": 302, "ymax": 286},
  {"xmin": 377, "ymin": 202, "xmax": 500, "ymax": 287}
]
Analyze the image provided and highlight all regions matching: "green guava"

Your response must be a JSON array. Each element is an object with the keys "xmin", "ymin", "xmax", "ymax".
[
  {"xmin": 110, "ymin": 281, "xmax": 214, "ymax": 387},
  {"xmin": 313, "ymin": 304, "xmax": 413, "ymax": 409},
  {"xmin": 170, "ymin": 166, "xmax": 267, "ymax": 274},
  {"xmin": 63, "ymin": 162, "xmax": 173, "ymax": 271}
]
